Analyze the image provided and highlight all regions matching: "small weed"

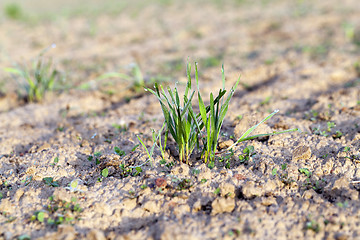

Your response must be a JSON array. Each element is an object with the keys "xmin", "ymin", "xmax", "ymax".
[
  {"xmin": 213, "ymin": 187, "xmax": 221, "ymax": 195},
  {"xmin": 305, "ymin": 218, "xmax": 320, "ymax": 233},
  {"xmin": 51, "ymin": 157, "xmax": 59, "ymax": 166},
  {"xmin": 336, "ymin": 201, "xmax": 349, "ymax": 208},
  {"xmin": 17, "ymin": 234, "xmax": 31, "ymax": 240},
  {"xmin": 114, "ymin": 146, "xmax": 126, "ymax": 157},
  {"xmin": 238, "ymin": 145, "xmax": 255, "ymax": 164},
  {"xmin": 88, "ymin": 151, "xmax": 102, "ymax": 165},
  {"xmin": 21, "ymin": 176, "xmax": 33, "ymax": 186},
  {"xmin": 112, "ymin": 123, "xmax": 128, "ymax": 133},
  {"xmin": 96, "ymin": 63, "xmax": 169, "ymax": 93},
  {"xmin": 146, "ymin": 62, "xmax": 297, "ymax": 165},
  {"xmin": 343, "ymin": 146, "xmax": 350, "ymax": 152},
  {"xmin": 4, "ymin": 44, "xmax": 63, "ymax": 102},
  {"xmin": 272, "ymin": 168, "xmax": 278, "ymax": 176},
  {"xmin": 30, "ymin": 196, "xmax": 82, "ymax": 226},
  {"xmin": 298, "ymin": 168, "xmax": 311, "ymax": 177},
  {"xmin": 65, "ymin": 179, "xmax": 84, "ymax": 193},
  {"xmin": 101, "ymin": 168, "xmax": 109, "ymax": 178},
  {"xmin": 200, "ymin": 179, "xmax": 207, "ymax": 184},
  {"xmin": 333, "ymin": 131, "xmax": 343, "ymax": 139},
  {"xmin": 0, "ymin": 211, "xmax": 17, "ymax": 223},
  {"xmin": 140, "ymin": 184, "xmax": 148, "ymax": 189},
  {"xmin": 327, "ymin": 122, "xmax": 335, "ymax": 132},
  {"xmin": 4, "ymin": 3, "xmax": 23, "ymax": 20},
  {"xmin": 177, "ymin": 179, "xmax": 192, "ymax": 190},
  {"xmin": 43, "ymin": 177, "xmax": 59, "ymax": 187},
  {"xmin": 260, "ymin": 96, "xmax": 271, "ymax": 106}
]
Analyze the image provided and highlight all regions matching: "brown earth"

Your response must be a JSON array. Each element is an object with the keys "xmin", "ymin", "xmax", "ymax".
[{"xmin": 0, "ymin": 0, "xmax": 360, "ymax": 239}]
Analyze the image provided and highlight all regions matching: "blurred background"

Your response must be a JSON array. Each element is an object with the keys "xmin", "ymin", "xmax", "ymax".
[{"xmin": 0, "ymin": 0, "xmax": 359, "ymax": 109}]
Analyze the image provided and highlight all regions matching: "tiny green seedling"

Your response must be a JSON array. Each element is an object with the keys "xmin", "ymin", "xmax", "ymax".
[
  {"xmin": 238, "ymin": 146, "xmax": 255, "ymax": 164},
  {"xmin": 114, "ymin": 146, "xmax": 125, "ymax": 156},
  {"xmin": 213, "ymin": 187, "xmax": 221, "ymax": 195},
  {"xmin": 43, "ymin": 177, "xmax": 59, "ymax": 187},
  {"xmin": 298, "ymin": 168, "xmax": 311, "ymax": 177},
  {"xmin": 5, "ymin": 44, "xmax": 62, "ymax": 102},
  {"xmin": 101, "ymin": 168, "xmax": 109, "ymax": 178}
]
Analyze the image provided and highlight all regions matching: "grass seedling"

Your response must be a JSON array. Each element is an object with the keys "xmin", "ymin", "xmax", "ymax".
[
  {"xmin": 137, "ymin": 123, "xmax": 167, "ymax": 166},
  {"xmin": 196, "ymin": 63, "xmax": 240, "ymax": 163},
  {"xmin": 4, "ymin": 44, "xmax": 60, "ymax": 102},
  {"xmin": 146, "ymin": 66, "xmax": 199, "ymax": 164},
  {"xmin": 96, "ymin": 63, "xmax": 169, "ymax": 93},
  {"xmin": 145, "ymin": 62, "xmax": 298, "ymax": 165},
  {"xmin": 222, "ymin": 110, "xmax": 298, "ymax": 153}
]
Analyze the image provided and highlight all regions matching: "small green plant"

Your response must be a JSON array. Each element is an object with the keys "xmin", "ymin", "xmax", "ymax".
[
  {"xmin": 298, "ymin": 168, "xmax": 311, "ymax": 177},
  {"xmin": 95, "ymin": 63, "xmax": 169, "ymax": 93},
  {"xmin": 144, "ymin": 62, "xmax": 298, "ymax": 165},
  {"xmin": 4, "ymin": 3, "xmax": 23, "ymax": 20},
  {"xmin": 305, "ymin": 218, "xmax": 320, "ymax": 233},
  {"xmin": 238, "ymin": 145, "xmax": 255, "ymax": 164},
  {"xmin": 31, "ymin": 196, "xmax": 82, "ymax": 226},
  {"xmin": 4, "ymin": 44, "xmax": 61, "ymax": 102},
  {"xmin": 43, "ymin": 177, "xmax": 59, "ymax": 187}
]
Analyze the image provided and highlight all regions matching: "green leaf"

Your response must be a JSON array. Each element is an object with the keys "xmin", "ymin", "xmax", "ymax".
[
  {"xmin": 272, "ymin": 168, "xmax": 278, "ymax": 176},
  {"xmin": 37, "ymin": 211, "xmax": 45, "ymax": 222},
  {"xmin": 101, "ymin": 168, "xmax": 109, "ymax": 178},
  {"xmin": 214, "ymin": 187, "xmax": 221, "ymax": 195},
  {"xmin": 114, "ymin": 146, "xmax": 125, "ymax": 156},
  {"xmin": 298, "ymin": 168, "xmax": 311, "ymax": 177}
]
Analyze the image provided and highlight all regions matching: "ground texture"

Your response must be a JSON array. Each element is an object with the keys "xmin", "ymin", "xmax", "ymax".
[{"xmin": 0, "ymin": 0, "xmax": 360, "ymax": 239}]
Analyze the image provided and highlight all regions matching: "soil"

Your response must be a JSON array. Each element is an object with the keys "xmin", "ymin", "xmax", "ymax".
[{"xmin": 1, "ymin": 0, "xmax": 360, "ymax": 239}]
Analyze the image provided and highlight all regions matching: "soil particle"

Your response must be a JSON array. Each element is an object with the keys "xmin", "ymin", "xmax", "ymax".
[
  {"xmin": 292, "ymin": 145, "xmax": 312, "ymax": 161},
  {"xmin": 211, "ymin": 197, "xmax": 235, "ymax": 215},
  {"xmin": 142, "ymin": 200, "xmax": 161, "ymax": 214},
  {"xmin": 219, "ymin": 182, "xmax": 235, "ymax": 198},
  {"xmin": 87, "ymin": 229, "xmax": 107, "ymax": 240},
  {"xmin": 241, "ymin": 181, "xmax": 263, "ymax": 199}
]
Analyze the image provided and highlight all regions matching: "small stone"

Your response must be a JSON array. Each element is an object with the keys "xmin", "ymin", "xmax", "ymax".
[
  {"xmin": 220, "ymin": 182, "xmax": 235, "ymax": 198},
  {"xmin": 234, "ymin": 173, "xmax": 246, "ymax": 181},
  {"xmin": 260, "ymin": 196, "xmax": 277, "ymax": 206},
  {"xmin": 37, "ymin": 143, "xmax": 51, "ymax": 152},
  {"xmin": 171, "ymin": 164, "xmax": 190, "ymax": 177},
  {"xmin": 192, "ymin": 200, "xmax": 202, "ymax": 213},
  {"xmin": 3, "ymin": 232, "xmax": 13, "ymax": 240},
  {"xmin": 292, "ymin": 145, "xmax": 311, "ymax": 161},
  {"xmin": 173, "ymin": 204, "xmax": 190, "ymax": 216},
  {"xmin": 263, "ymin": 179, "xmax": 277, "ymax": 195},
  {"xmin": 14, "ymin": 189, "xmax": 24, "ymax": 202},
  {"xmin": 93, "ymin": 202, "xmax": 113, "ymax": 216},
  {"xmin": 334, "ymin": 232, "xmax": 349, "ymax": 240},
  {"xmin": 53, "ymin": 188, "xmax": 73, "ymax": 202},
  {"xmin": 211, "ymin": 197, "xmax": 235, "ymax": 215},
  {"xmin": 155, "ymin": 178, "xmax": 167, "ymax": 189},
  {"xmin": 241, "ymin": 181, "xmax": 262, "ymax": 199},
  {"xmin": 218, "ymin": 140, "xmax": 234, "ymax": 149},
  {"xmin": 87, "ymin": 229, "xmax": 106, "ymax": 240},
  {"xmin": 57, "ymin": 225, "xmax": 77, "ymax": 240},
  {"xmin": 143, "ymin": 200, "xmax": 161, "ymax": 213}
]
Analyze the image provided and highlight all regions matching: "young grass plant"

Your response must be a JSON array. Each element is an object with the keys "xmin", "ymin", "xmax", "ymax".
[
  {"xmin": 4, "ymin": 44, "xmax": 60, "ymax": 102},
  {"xmin": 145, "ymin": 69, "xmax": 199, "ymax": 164},
  {"xmin": 196, "ymin": 63, "xmax": 239, "ymax": 163},
  {"xmin": 143, "ymin": 62, "xmax": 298, "ymax": 165}
]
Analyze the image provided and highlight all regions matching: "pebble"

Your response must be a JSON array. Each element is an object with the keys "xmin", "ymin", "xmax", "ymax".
[
  {"xmin": 292, "ymin": 145, "xmax": 311, "ymax": 161},
  {"xmin": 211, "ymin": 197, "xmax": 235, "ymax": 215},
  {"xmin": 87, "ymin": 229, "xmax": 106, "ymax": 240},
  {"xmin": 241, "ymin": 181, "xmax": 263, "ymax": 199}
]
